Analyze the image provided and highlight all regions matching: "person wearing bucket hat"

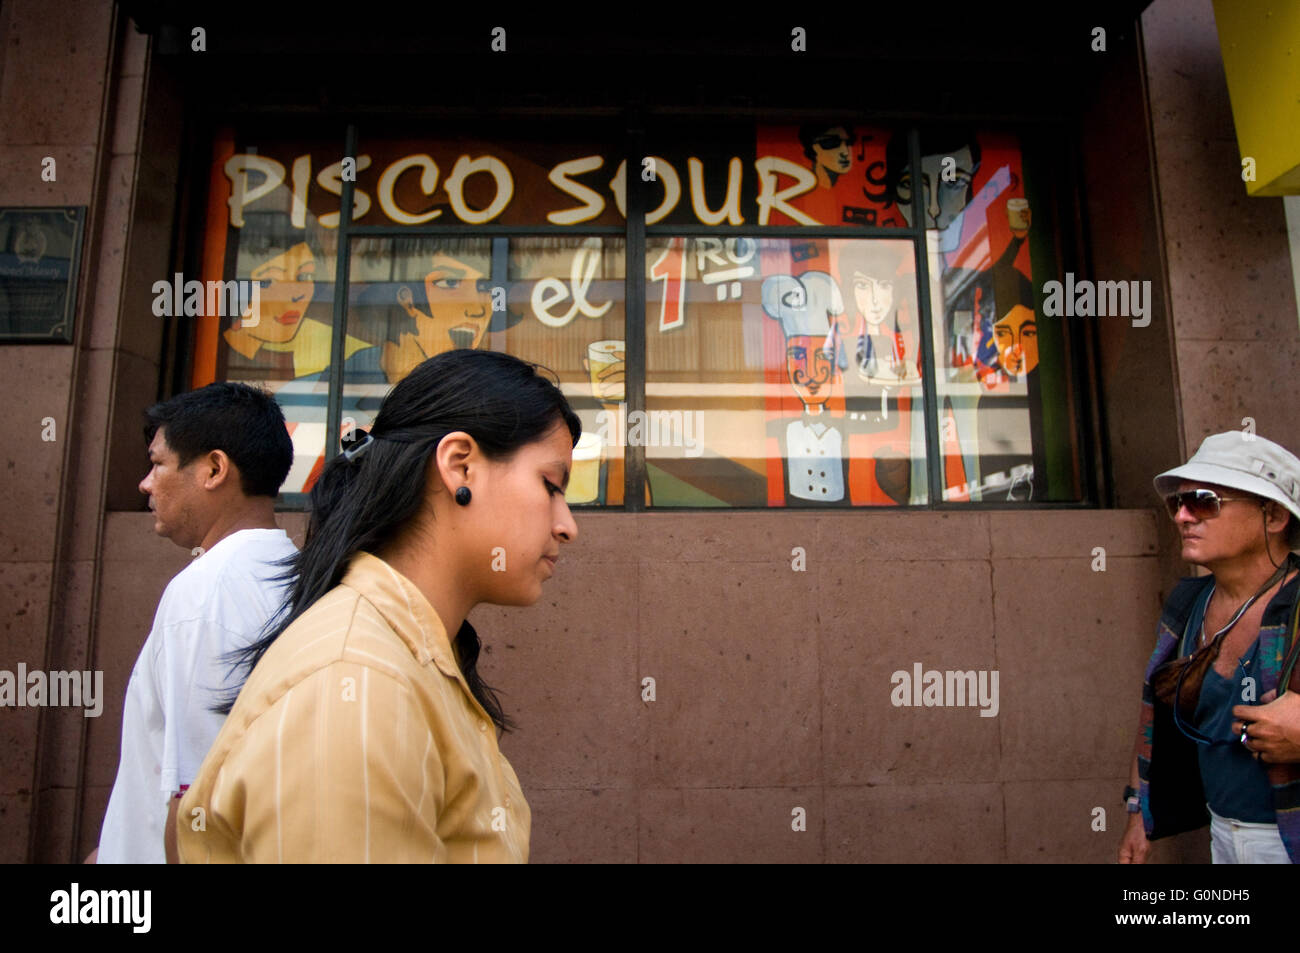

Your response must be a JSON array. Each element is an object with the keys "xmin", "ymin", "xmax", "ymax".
[{"xmin": 1119, "ymin": 431, "xmax": 1300, "ymax": 864}]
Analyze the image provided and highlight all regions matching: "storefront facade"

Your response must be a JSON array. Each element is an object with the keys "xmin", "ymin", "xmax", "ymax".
[{"xmin": 4, "ymin": 0, "xmax": 1299, "ymax": 862}]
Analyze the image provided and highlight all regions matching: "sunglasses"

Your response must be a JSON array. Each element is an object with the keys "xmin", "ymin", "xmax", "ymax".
[
  {"xmin": 814, "ymin": 135, "xmax": 852, "ymax": 150},
  {"xmin": 1163, "ymin": 488, "xmax": 1260, "ymax": 521}
]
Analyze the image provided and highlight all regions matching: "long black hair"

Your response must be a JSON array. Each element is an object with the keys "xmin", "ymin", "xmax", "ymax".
[{"xmin": 218, "ymin": 349, "xmax": 581, "ymax": 733}]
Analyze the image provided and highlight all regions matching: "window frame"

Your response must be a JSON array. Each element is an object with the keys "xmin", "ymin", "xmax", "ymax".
[{"xmin": 176, "ymin": 115, "xmax": 1103, "ymax": 512}]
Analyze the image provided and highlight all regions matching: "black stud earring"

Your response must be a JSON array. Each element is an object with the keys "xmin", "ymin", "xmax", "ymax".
[{"xmin": 455, "ymin": 486, "xmax": 472, "ymax": 506}]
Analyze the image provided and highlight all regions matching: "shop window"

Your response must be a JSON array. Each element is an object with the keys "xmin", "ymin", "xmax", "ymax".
[{"xmin": 186, "ymin": 121, "xmax": 1087, "ymax": 507}]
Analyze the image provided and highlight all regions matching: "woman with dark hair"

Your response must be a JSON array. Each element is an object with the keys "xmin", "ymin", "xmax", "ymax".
[
  {"xmin": 884, "ymin": 127, "xmax": 981, "ymax": 231},
  {"xmin": 222, "ymin": 210, "xmax": 384, "ymax": 494},
  {"xmin": 839, "ymin": 241, "xmax": 917, "ymax": 385},
  {"xmin": 224, "ymin": 210, "xmax": 377, "ymax": 381},
  {"xmin": 177, "ymin": 349, "xmax": 581, "ymax": 863},
  {"xmin": 837, "ymin": 241, "xmax": 920, "ymax": 505}
]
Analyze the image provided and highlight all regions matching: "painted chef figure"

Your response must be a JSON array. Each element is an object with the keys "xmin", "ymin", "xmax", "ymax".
[{"xmin": 762, "ymin": 270, "xmax": 851, "ymax": 505}]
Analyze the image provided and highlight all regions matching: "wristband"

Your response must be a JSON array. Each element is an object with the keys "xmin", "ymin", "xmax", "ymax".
[{"xmin": 1122, "ymin": 784, "xmax": 1141, "ymax": 813}]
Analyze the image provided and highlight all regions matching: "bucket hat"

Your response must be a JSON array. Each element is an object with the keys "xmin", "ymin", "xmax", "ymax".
[{"xmin": 1154, "ymin": 431, "xmax": 1300, "ymax": 546}]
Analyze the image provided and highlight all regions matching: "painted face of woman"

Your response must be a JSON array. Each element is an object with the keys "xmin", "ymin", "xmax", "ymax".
[
  {"xmin": 248, "ymin": 242, "xmax": 316, "ymax": 344},
  {"xmin": 853, "ymin": 272, "xmax": 894, "ymax": 328}
]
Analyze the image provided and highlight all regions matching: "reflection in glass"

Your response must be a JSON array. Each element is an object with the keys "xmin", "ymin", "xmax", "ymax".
[
  {"xmin": 219, "ymin": 210, "xmax": 371, "ymax": 494},
  {"xmin": 916, "ymin": 131, "xmax": 1081, "ymax": 503},
  {"xmin": 346, "ymin": 236, "xmax": 630, "ymax": 503},
  {"xmin": 644, "ymin": 237, "xmax": 928, "ymax": 507}
]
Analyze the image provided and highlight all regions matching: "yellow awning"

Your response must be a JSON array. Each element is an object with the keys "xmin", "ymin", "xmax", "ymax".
[{"xmin": 1213, "ymin": 0, "xmax": 1300, "ymax": 195}]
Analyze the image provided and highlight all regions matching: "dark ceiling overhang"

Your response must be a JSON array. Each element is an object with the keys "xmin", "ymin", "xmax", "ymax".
[{"xmin": 116, "ymin": 1, "xmax": 1154, "ymax": 120}]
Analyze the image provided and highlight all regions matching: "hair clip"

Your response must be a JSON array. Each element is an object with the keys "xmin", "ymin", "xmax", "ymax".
[{"xmin": 341, "ymin": 431, "xmax": 375, "ymax": 463}]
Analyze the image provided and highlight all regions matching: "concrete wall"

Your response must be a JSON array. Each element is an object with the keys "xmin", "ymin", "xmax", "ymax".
[
  {"xmin": 1142, "ymin": 0, "xmax": 1300, "ymax": 456},
  {"xmin": 0, "ymin": 0, "xmax": 148, "ymax": 863},
  {"xmin": 79, "ymin": 510, "xmax": 1172, "ymax": 863},
  {"xmin": 477, "ymin": 510, "xmax": 1170, "ymax": 862}
]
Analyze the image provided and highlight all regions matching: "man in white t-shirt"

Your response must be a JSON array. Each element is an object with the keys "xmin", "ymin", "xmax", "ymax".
[{"xmin": 90, "ymin": 382, "xmax": 298, "ymax": 864}]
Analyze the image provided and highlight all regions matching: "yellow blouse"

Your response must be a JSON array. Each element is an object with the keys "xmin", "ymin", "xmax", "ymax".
[{"xmin": 177, "ymin": 551, "xmax": 529, "ymax": 863}]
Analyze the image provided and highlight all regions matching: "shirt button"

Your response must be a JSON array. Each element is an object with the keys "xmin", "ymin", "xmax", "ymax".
[{"xmin": 479, "ymin": 721, "xmax": 488, "ymax": 732}]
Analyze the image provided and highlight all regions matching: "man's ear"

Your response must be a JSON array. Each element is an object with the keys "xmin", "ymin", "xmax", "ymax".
[
  {"xmin": 199, "ymin": 449, "xmax": 234, "ymax": 490},
  {"xmin": 1264, "ymin": 501, "xmax": 1292, "ymax": 537},
  {"xmin": 1283, "ymin": 509, "xmax": 1298, "ymax": 545}
]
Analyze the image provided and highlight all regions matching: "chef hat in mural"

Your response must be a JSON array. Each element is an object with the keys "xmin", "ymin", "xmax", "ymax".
[{"xmin": 761, "ymin": 270, "xmax": 847, "ymax": 369}]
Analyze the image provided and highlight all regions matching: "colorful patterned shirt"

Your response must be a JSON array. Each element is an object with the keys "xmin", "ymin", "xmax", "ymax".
[{"xmin": 1138, "ymin": 567, "xmax": 1300, "ymax": 861}]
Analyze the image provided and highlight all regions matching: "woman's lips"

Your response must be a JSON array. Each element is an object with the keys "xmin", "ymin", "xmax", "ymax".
[{"xmin": 275, "ymin": 310, "xmax": 301, "ymax": 325}]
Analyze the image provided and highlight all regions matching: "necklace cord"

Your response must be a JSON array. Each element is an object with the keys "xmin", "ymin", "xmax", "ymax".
[{"xmin": 1171, "ymin": 553, "xmax": 1297, "ymax": 745}]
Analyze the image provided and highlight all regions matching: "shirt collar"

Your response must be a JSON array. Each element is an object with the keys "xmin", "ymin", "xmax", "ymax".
[
  {"xmin": 339, "ymin": 551, "xmax": 465, "ymax": 681},
  {"xmin": 1199, "ymin": 561, "xmax": 1300, "ymax": 627},
  {"xmin": 1264, "ymin": 567, "xmax": 1300, "ymax": 625}
]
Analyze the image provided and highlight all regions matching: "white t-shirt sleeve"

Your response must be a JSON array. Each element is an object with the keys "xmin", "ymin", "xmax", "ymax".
[
  {"xmin": 155, "ymin": 616, "xmax": 247, "ymax": 795},
  {"xmin": 98, "ymin": 530, "xmax": 295, "ymax": 861}
]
